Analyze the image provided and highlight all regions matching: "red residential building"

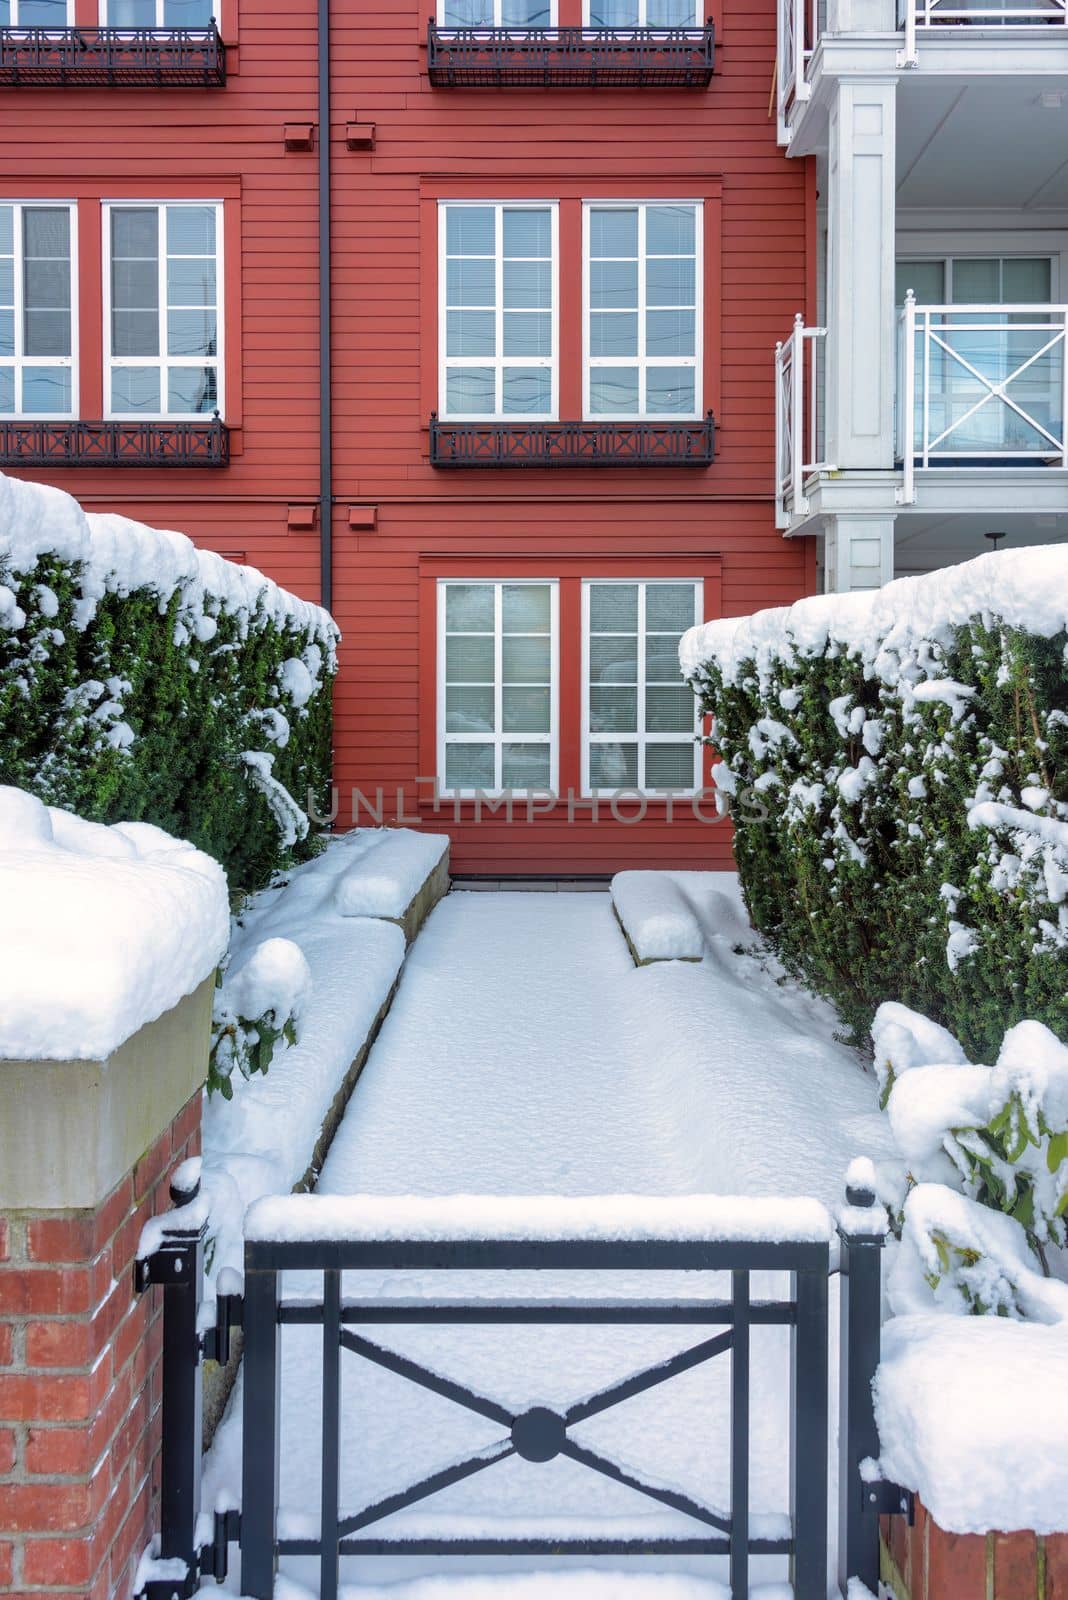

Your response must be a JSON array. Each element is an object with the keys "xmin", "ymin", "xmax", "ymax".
[{"xmin": 0, "ymin": 0, "xmax": 814, "ymax": 875}]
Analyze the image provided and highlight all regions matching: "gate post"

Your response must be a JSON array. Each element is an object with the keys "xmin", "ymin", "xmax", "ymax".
[
  {"xmin": 240, "ymin": 1246, "xmax": 281, "ymax": 1600},
  {"xmin": 837, "ymin": 1167, "xmax": 887, "ymax": 1594},
  {"xmin": 134, "ymin": 1165, "xmax": 208, "ymax": 1599}
]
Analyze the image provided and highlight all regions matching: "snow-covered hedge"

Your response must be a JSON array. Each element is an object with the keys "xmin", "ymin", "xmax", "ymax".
[
  {"xmin": 0, "ymin": 473, "xmax": 338, "ymax": 893},
  {"xmin": 680, "ymin": 551, "xmax": 1068, "ymax": 1059}
]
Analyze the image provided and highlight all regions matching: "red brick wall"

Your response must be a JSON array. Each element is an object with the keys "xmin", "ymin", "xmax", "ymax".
[
  {"xmin": 882, "ymin": 1504, "xmax": 1068, "ymax": 1600},
  {"xmin": 0, "ymin": 1094, "xmax": 201, "ymax": 1600}
]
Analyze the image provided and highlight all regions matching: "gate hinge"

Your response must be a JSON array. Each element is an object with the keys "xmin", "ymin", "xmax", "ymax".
[
  {"xmin": 198, "ymin": 1508, "xmax": 240, "ymax": 1584},
  {"xmin": 862, "ymin": 1480, "xmax": 915, "ymax": 1522},
  {"xmin": 200, "ymin": 1291, "xmax": 244, "ymax": 1366}
]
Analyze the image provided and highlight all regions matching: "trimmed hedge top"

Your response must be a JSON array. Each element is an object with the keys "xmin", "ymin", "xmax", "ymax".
[
  {"xmin": 681, "ymin": 550, "xmax": 1068, "ymax": 1061},
  {"xmin": 0, "ymin": 472, "xmax": 339, "ymax": 895}
]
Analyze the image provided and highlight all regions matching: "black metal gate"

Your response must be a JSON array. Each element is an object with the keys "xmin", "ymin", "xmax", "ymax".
[{"xmin": 135, "ymin": 1175, "xmax": 909, "ymax": 1600}]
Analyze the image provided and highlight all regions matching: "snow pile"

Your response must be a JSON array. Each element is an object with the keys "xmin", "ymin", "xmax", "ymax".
[
  {"xmin": 200, "ymin": 830, "xmax": 447, "ymax": 1285},
  {"xmin": 874, "ymin": 1312, "xmax": 1068, "ymax": 1535},
  {"xmin": 331, "ymin": 828, "xmax": 449, "ymax": 920},
  {"xmin": 611, "ymin": 872, "xmax": 706, "ymax": 962},
  {"xmin": 0, "ymin": 786, "xmax": 227, "ymax": 1060},
  {"xmin": 210, "ymin": 937, "xmax": 313, "ymax": 1097}
]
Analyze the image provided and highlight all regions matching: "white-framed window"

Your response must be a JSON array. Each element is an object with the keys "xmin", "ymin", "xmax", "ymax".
[
  {"xmin": 104, "ymin": 201, "xmax": 222, "ymax": 420},
  {"xmin": 584, "ymin": 201, "xmax": 702, "ymax": 421},
  {"xmin": 895, "ymin": 254, "xmax": 1055, "ymax": 307},
  {"xmin": 584, "ymin": 0, "xmax": 701, "ymax": 24},
  {"xmin": 438, "ymin": 0, "xmax": 554, "ymax": 23},
  {"xmin": 99, "ymin": 0, "xmax": 216, "ymax": 24},
  {"xmin": 0, "ymin": 0, "xmax": 72, "ymax": 23},
  {"xmin": 438, "ymin": 579, "xmax": 559, "ymax": 796},
  {"xmin": 439, "ymin": 201, "xmax": 557, "ymax": 421},
  {"xmin": 0, "ymin": 202, "xmax": 75, "ymax": 419},
  {"xmin": 582, "ymin": 579, "xmax": 702, "ymax": 795}
]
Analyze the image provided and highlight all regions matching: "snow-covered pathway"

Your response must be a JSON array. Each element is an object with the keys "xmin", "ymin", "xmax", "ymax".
[{"xmin": 208, "ymin": 887, "xmax": 894, "ymax": 1599}]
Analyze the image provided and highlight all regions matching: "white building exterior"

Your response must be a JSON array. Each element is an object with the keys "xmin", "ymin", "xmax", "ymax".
[{"xmin": 776, "ymin": 0, "xmax": 1068, "ymax": 587}]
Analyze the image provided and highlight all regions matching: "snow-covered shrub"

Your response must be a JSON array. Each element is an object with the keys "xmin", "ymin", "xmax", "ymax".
[
  {"xmin": 209, "ymin": 935, "xmax": 312, "ymax": 1097},
  {"xmin": 0, "ymin": 473, "xmax": 338, "ymax": 895},
  {"xmin": 681, "ymin": 550, "xmax": 1068, "ymax": 1060}
]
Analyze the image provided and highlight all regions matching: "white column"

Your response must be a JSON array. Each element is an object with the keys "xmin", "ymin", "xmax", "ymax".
[
  {"xmin": 823, "ymin": 515, "xmax": 896, "ymax": 592},
  {"xmin": 824, "ymin": 77, "xmax": 897, "ymax": 470}
]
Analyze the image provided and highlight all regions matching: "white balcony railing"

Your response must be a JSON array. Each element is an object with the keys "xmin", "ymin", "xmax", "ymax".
[
  {"xmin": 775, "ymin": 313, "xmax": 831, "ymax": 527},
  {"xmin": 897, "ymin": 292, "xmax": 1068, "ymax": 502},
  {"xmin": 900, "ymin": 0, "xmax": 1068, "ymax": 65},
  {"xmin": 776, "ymin": 0, "xmax": 820, "ymax": 140}
]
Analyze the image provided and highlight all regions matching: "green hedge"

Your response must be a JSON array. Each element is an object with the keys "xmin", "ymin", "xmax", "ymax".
[
  {"xmin": 0, "ymin": 475, "xmax": 337, "ymax": 896},
  {"xmin": 682, "ymin": 556, "xmax": 1068, "ymax": 1062}
]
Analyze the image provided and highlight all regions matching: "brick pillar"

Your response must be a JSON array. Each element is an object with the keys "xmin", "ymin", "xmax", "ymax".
[
  {"xmin": 881, "ymin": 1505, "xmax": 1068, "ymax": 1600},
  {"xmin": 0, "ymin": 976, "xmax": 213, "ymax": 1600}
]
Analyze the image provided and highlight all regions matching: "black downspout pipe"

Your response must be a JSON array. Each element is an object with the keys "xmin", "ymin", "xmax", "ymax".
[{"xmin": 318, "ymin": 0, "xmax": 332, "ymax": 613}]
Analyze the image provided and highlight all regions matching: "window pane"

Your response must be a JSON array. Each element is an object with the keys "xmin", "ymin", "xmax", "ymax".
[
  {"xmin": 503, "ymin": 635, "xmax": 550, "ymax": 682},
  {"xmin": 446, "ymin": 583, "xmax": 494, "ymax": 631},
  {"xmin": 952, "ymin": 258, "xmax": 999, "ymax": 305},
  {"xmin": 24, "ymin": 311, "xmax": 70, "ymax": 358},
  {"xmin": 447, "ymin": 309, "xmax": 495, "ymax": 357},
  {"xmin": 167, "ymin": 206, "xmax": 216, "ymax": 258},
  {"xmin": 112, "ymin": 310, "xmax": 159, "ymax": 358},
  {"xmin": 446, "ymin": 205, "xmax": 495, "ymax": 256},
  {"xmin": 446, "ymin": 367, "xmax": 495, "ymax": 415},
  {"xmin": 646, "ymin": 743, "xmax": 696, "ymax": 790},
  {"xmin": 22, "ymin": 368, "xmax": 70, "ymax": 413},
  {"xmin": 446, "ymin": 744, "xmax": 495, "ymax": 789},
  {"xmin": 590, "ymin": 686, "xmax": 637, "ymax": 732},
  {"xmin": 503, "ymin": 312, "xmax": 551, "ymax": 357},
  {"xmin": 108, "ymin": 0, "xmax": 156, "ymax": 20},
  {"xmin": 167, "ymin": 257, "xmax": 216, "ymax": 307},
  {"xmin": 443, "ymin": 0, "xmax": 493, "ymax": 23},
  {"xmin": 503, "ymin": 208, "xmax": 551, "ymax": 258},
  {"xmin": 0, "ymin": 209, "xmax": 12, "ymax": 256},
  {"xmin": 647, "ymin": 367, "xmax": 695, "ymax": 414},
  {"xmin": 167, "ymin": 309, "xmax": 216, "ymax": 358},
  {"xmin": 503, "ymin": 687, "xmax": 550, "ymax": 732},
  {"xmin": 446, "ymin": 686, "xmax": 494, "ymax": 733},
  {"xmin": 0, "ymin": 312, "xmax": 12, "ymax": 357},
  {"xmin": 446, "ymin": 258, "xmax": 495, "ymax": 308},
  {"xmin": 0, "ymin": 367, "xmax": 13, "ymax": 411},
  {"xmin": 591, "ymin": 313, "xmax": 638, "ymax": 357},
  {"xmin": 589, "ymin": 583, "xmax": 637, "ymax": 632},
  {"xmin": 502, "ymin": 744, "xmax": 550, "ymax": 787},
  {"xmin": 590, "ymin": 742, "xmax": 638, "ymax": 788},
  {"xmin": 647, "ymin": 309, "xmax": 694, "ymax": 357},
  {"xmin": 0, "ymin": 263, "xmax": 11, "ymax": 307},
  {"xmin": 24, "ymin": 208, "xmax": 68, "ymax": 259},
  {"xmin": 589, "ymin": 635, "xmax": 637, "ymax": 683},
  {"xmin": 167, "ymin": 366, "xmax": 217, "ymax": 413},
  {"xmin": 23, "ymin": 260, "xmax": 68, "ymax": 312},
  {"xmin": 646, "ymin": 257, "xmax": 696, "ymax": 306},
  {"xmin": 19, "ymin": 0, "xmax": 67, "ymax": 21},
  {"xmin": 502, "ymin": 367, "xmax": 550, "ymax": 415},
  {"xmin": 648, "ymin": 0, "xmax": 698, "ymax": 21},
  {"xmin": 113, "ymin": 260, "xmax": 158, "ymax": 311},
  {"xmin": 589, "ymin": 369, "xmax": 638, "ymax": 414},
  {"xmin": 589, "ymin": 208, "xmax": 638, "ymax": 259},
  {"xmin": 646, "ymin": 685, "xmax": 695, "ymax": 732},
  {"xmin": 1002, "ymin": 257, "xmax": 1051, "ymax": 305},
  {"xmin": 895, "ymin": 259, "xmax": 944, "ymax": 306},
  {"xmin": 446, "ymin": 634, "xmax": 494, "ymax": 680},
  {"xmin": 589, "ymin": 0, "xmax": 638, "ymax": 23},
  {"xmin": 590, "ymin": 261, "xmax": 638, "ymax": 311},
  {"xmin": 647, "ymin": 205, "xmax": 695, "ymax": 255},
  {"xmin": 503, "ymin": 260, "xmax": 550, "ymax": 309},
  {"xmin": 0, "ymin": 1, "xmax": 8, "ymax": 24},
  {"xmin": 645, "ymin": 635, "xmax": 685, "ymax": 680},
  {"xmin": 112, "ymin": 207, "xmax": 158, "ymax": 259},
  {"xmin": 503, "ymin": 583, "xmax": 551, "ymax": 632},
  {"xmin": 503, "ymin": 0, "xmax": 551, "ymax": 20},
  {"xmin": 646, "ymin": 583, "xmax": 696, "ymax": 631},
  {"xmin": 112, "ymin": 367, "xmax": 160, "ymax": 413},
  {"xmin": 164, "ymin": 0, "xmax": 215, "ymax": 21}
]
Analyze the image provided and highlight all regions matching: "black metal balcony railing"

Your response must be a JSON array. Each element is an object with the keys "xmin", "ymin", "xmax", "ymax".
[
  {"xmin": 0, "ymin": 24, "xmax": 225, "ymax": 87},
  {"xmin": 430, "ymin": 414, "xmax": 715, "ymax": 467},
  {"xmin": 0, "ymin": 418, "xmax": 230, "ymax": 466},
  {"xmin": 427, "ymin": 19, "xmax": 714, "ymax": 87}
]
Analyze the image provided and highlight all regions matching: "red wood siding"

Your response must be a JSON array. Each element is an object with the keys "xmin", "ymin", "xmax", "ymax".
[{"xmin": 0, "ymin": 0, "xmax": 815, "ymax": 874}]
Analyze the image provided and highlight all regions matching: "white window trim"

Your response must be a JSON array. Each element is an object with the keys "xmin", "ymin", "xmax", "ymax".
[
  {"xmin": 581, "ymin": 577, "xmax": 703, "ymax": 798},
  {"xmin": 438, "ymin": 199, "xmax": 559, "ymax": 423},
  {"xmin": 437, "ymin": 578, "xmax": 560, "ymax": 799},
  {"xmin": 0, "ymin": 199, "xmax": 78, "ymax": 421},
  {"xmin": 582, "ymin": 198, "xmax": 703, "ymax": 423},
  {"xmin": 436, "ymin": 0, "xmax": 558, "ymax": 23},
  {"xmin": 103, "ymin": 199, "xmax": 224, "ymax": 422},
  {"xmin": 895, "ymin": 248, "xmax": 1059, "ymax": 306},
  {"xmin": 96, "ymin": 0, "xmax": 219, "ymax": 23},
  {"xmin": 581, "ymin": 1, "xmax": 702, "ymax": 24}
]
